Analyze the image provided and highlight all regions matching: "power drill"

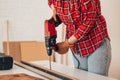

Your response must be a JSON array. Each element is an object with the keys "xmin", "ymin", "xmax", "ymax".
[
  {"xmin": 44, "ymin": 15, "xmax": 61, "ymax": 56},
  {"xmin": 44, "ymin": 15, "xmax": 61, "ymax": 69}
]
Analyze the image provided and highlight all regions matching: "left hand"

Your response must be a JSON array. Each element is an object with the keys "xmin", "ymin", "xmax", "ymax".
[{"xmin": 55, "ymin": 40, "xmax": 73, "ymax": 54}]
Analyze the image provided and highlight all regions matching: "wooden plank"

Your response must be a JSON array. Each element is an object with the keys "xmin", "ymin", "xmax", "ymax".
[
  {"xmin": 6, "ymin": 20, "xmax": 10, "ymax": 55},
  {"xmin": 14, "ymin": 61, "xmax": 61, "ymax": 80},
  {"xmin": 3, "ymin": 41, "xmax": 55, "ymax": 62},
  {"xmin": 0, "ymin": 73, "xmax": 44, "ymax": 80},
  {"xmin": 21, "ymin": 61, "xmax": 78, "ymax": 80},
  {"xmin": 20, "ymin": 42, "xmax": 55, "ymax": 61},
  {"xmin": 3, "ymin": 42, "xmax": 21, "ymax": 61}
]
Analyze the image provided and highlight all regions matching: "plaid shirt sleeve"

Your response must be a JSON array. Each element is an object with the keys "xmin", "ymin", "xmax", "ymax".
[
  {"xmin": 74, "ymin": 1, "xmax": 96, "ymax": 40},
  {"xmin": 48, "ymin": 0, "xmax": 53, "ymax": 6}
]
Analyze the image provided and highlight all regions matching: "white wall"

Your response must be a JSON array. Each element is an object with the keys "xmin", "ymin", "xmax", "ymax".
[
  {"xmin": 0, "ymin": 0, "xmax": 52, "ymax": 51},
  {"xmin": 0, "ymin": 0, "xmax": 120, "ymax": 79},
  {"xmin": 101, "ymin": 0, "xmax": 120, "ymax": 79}
]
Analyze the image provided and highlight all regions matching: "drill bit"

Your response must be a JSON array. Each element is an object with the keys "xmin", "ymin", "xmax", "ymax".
[{"xmin": 49, "ymin": 56, "xmax": 52, "ymax": 70}]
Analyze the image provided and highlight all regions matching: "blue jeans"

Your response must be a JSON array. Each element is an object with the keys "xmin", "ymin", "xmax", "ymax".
[{"xmin": 72, "ymin": 38, "xmax": 111, "ymax": 76}]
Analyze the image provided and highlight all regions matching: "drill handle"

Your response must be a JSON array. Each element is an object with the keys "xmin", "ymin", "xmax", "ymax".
[{"xmin": 49, "ymin": 15, "xmax": 62, "ymax": 27}]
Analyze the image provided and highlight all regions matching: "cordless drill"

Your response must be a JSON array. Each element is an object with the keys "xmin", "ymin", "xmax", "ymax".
[
  {"xmin": 44, "ymin": 15, "xmax": 61, "ymax": 56},
  {"xmin": 44, "ymin": 15, "xmax": 61, "ymax": 70}
]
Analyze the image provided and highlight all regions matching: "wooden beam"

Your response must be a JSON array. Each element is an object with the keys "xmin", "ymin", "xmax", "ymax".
[{"xmin": 6, "ymin": 20, "xmax": 10, "ymax": 55}]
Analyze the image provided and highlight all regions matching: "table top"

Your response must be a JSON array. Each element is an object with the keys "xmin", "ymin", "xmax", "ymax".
[
  {"xmin": 0, "ymin": 60, "xmax": 118, "ymax": 80},
  {"xmin": 32, "ymin": 60, "xmax": 117, "ymax": 80}
]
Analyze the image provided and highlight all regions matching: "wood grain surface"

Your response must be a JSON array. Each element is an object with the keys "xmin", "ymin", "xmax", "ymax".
[{"xmin": 0, "ymin": 73, "xmax": 44, "ymax": 80}]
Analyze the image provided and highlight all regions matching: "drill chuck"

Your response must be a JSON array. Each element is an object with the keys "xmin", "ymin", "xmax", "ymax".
[
  {"xmin": 45, "ymin": 37, "xmax": 52, "ymax": 56},
  {"xmin": 45, "ymin": 36, "xmax": 58, "ymax": 56}
]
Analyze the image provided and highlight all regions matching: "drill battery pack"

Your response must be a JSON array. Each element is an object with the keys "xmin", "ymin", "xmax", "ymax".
[{"xmin": 0, "ymin": 53, "xmax": 13, "ymax": 70}]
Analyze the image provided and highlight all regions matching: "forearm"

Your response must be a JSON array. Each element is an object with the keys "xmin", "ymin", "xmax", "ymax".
[{"xmin": 68, "ymin": 35, "xmax": 78, "ymax": 45}]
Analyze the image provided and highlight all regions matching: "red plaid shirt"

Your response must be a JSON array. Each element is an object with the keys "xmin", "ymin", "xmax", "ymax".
[{"xmin": 48, "ymin": 0, "xmax": 110, "ymax": 56}]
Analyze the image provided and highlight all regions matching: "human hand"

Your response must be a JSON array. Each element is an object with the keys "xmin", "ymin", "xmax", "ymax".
[{"xmin": 56, "ymin": 40, "xmax": 73, "ymax": 54}]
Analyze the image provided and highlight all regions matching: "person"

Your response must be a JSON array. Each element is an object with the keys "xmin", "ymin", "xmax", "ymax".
[{"xmin": 48, "ymin": 0, "xmax": 111, "ymax": 76}]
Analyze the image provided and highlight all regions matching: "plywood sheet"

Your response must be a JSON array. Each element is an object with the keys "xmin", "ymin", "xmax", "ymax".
[
  {"xmin": 3, "ymin": 41, "xmax": 55, "ymax": 62},
  {"xmin": 20, "ymin": 42, "xmax": 55, "ymax": 61},
  {"xmin": 3, "ymin": 41, "xmax": 21, "ymax": 61}
]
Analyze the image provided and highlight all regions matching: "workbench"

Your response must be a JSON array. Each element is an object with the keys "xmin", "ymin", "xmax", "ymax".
[{"xmin": 0, "ymin": 60, "xmax": 117, "ymax": 80}]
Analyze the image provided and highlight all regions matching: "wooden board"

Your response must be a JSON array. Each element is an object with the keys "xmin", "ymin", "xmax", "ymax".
[
  {"xmin": 20, "ymin": 42, "xmax": 55, "ymax": 61},
  {"xmin": 0, "ymin": 73, "xmax": 44, "ymax": 80},
  {"xmin": 3, "ymin": 42, "xmax": 21, "ymax": 61},
  {"xmin": 3, "ymin": 41, "xmax": 55, "ymax": 62}
]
